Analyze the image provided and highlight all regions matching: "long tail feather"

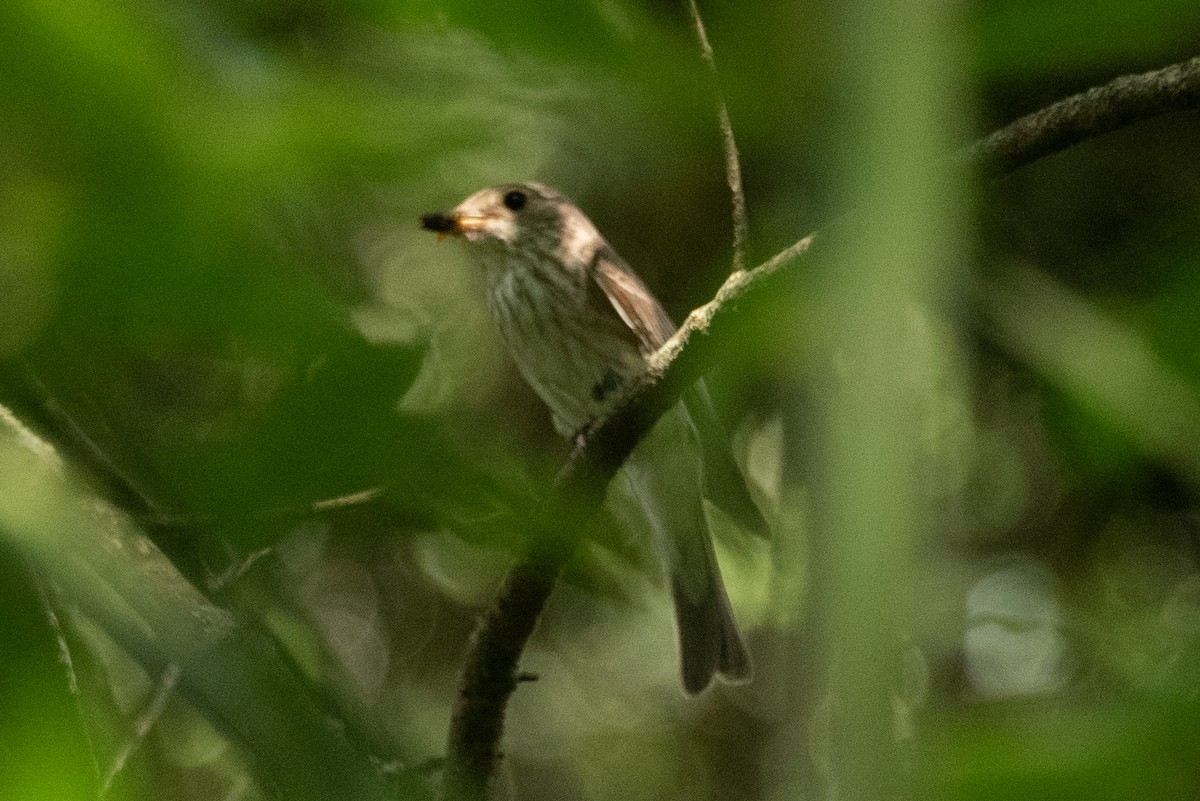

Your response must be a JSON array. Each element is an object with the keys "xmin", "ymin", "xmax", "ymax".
[
  {"xmin": 671, "ymin": 532, "xmax": 752, "ymax": 694},
  {"xmin": 624, "ymin": 405, "xmax": 753, "ymax": 694}
]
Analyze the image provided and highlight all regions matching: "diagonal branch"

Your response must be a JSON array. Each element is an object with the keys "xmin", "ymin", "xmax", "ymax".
[
  {"xmin": 440, "ymin": 53, "xmax": 1200, "ymax": 801},
  {"xmin": 965, "ymin": 55, "xmax": 1200, "ymax": 175}
]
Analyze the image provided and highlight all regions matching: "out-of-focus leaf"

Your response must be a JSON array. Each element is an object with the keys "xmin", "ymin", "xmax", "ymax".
[
  {"xmin": 973, "ymin": 0, "xmax": 1200, "ymax": 76},
  {"xmin": 0, "ymin": 407, "xmax": 421, "ymax": 801},
  {"xmin": 0, "ymin": 554, "xmax": 107, "ymax": 801}
]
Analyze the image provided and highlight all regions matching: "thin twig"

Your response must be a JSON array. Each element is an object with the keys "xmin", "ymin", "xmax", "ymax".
[
  {"xmin": 100, "ymin": 664, "xmax": 180, "ymax": 799},
  {"xmin": 441, "ymin": 53, "xmax": 1200, "ymax": 801},
  {"xmin": 37, "ymin": 584, "xmax": 103, "ymax": 782},
  {"xmin": 687, "ymin": 0, "xmax": 749, "ymax": 273}
]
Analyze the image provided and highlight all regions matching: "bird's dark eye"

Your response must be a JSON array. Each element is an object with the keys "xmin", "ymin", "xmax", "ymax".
[{"xmin": 502, "ymin": 190, "xmax": 527, "ymax": 212}]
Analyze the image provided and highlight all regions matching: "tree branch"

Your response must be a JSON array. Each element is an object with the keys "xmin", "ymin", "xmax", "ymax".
[
  {"xmin": 440, "ymin": 53, "xmax": 1200, "ymax": 801},
  {"xmin": 965, "ymin": 55, "xmax": 1200, "ymax": 175}
]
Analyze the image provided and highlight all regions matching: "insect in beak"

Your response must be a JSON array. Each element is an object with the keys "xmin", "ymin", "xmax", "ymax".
[
  {"xmin": 420, "ymin": 212, "xmax": 492, "ymax": 242},
  {"xmin": 421, "ymin": 212, "xmax": 458, "ymax": 242}
]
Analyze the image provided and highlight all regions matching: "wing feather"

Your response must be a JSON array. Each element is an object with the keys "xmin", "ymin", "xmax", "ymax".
[
  {"xmin": 592, "ymin": 246, "xmax": 768, "ymax": 537},
  {"xmin": 591, "ymin": 247, "xmax": 675, "ymax": 354}
]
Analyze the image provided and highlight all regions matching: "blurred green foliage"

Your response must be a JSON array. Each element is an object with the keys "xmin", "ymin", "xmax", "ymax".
[{"xmin": 0, "ymin": 0, "xmax": 1199, "ymax": 799}]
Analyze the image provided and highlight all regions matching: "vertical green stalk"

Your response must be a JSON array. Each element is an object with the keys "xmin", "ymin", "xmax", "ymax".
[
  {"xmin": 816, "ymin": 0, "xmax": 966, "ymax": 798},
  {"xmin": 0, "ymin": 409, "xmax": 408, "ymax": 801}
]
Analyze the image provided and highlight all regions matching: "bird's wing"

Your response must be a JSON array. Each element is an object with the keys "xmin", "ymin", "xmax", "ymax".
[
  {"xmin": 682, "ymin": 382, "xmax": 772, "ymax": 539},
  {"xmin": 591, "ymin": 247, "xmax": 770, "ymax": 538},
  {"xmin": 591, "ymin": 246, "xmax": 676, "ymax": 354}
]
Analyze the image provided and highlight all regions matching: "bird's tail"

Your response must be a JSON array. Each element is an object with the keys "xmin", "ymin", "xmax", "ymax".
[
  {"xmin": 667, "ymin": 523, "xmax": 753, "ymax": 694},
  {"xmin": 624, "ymin": 407, "xmax": 752, "ymax": 694}
]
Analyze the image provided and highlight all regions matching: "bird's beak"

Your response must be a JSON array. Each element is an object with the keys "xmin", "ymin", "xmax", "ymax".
[{"xmin": 420, "ymin": 211, "xmax": 490, "ymax": 242}]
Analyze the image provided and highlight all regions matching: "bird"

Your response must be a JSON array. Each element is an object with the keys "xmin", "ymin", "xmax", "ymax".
[{"xmin": 422, "ymin": 182, "xmax": 766, "ymax": 694}]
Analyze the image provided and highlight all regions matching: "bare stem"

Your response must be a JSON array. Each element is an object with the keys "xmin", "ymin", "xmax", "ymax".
[{"xmin": 687, "ymin": 0, "xmax": 749, "ymax": 273}]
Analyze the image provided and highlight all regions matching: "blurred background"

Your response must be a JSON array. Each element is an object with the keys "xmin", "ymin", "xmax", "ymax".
[{"xmin": 2, "ymin": 0, "xmax": 1200, "ymax": 799}]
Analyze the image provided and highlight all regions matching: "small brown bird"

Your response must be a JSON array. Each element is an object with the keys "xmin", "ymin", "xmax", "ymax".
[{"xmin": 423, "ymin": 182, "xmax": 766, "ymax": 693}]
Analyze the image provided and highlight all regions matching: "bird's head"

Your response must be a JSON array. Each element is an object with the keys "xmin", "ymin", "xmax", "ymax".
[{"xmin": 422, "ymin": 182, "xmax": 600, "ymax": 268}]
